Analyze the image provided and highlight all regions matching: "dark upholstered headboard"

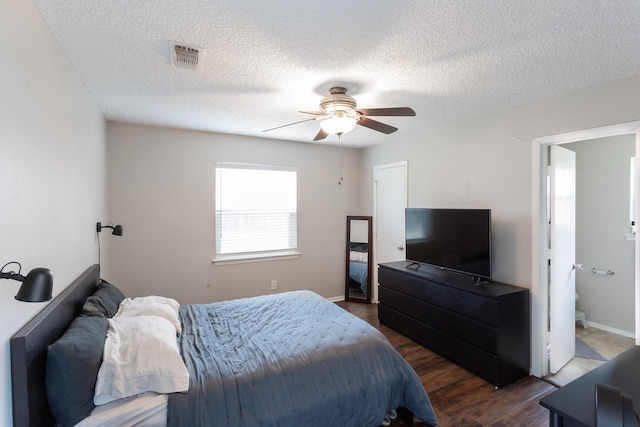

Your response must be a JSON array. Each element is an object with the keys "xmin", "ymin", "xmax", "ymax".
[
  {"xmin": 10, "ymin": 264, "xmax": 100, "ymax": 427},
  {"xmin": 350, "ymin": 242, "xmax": 369, "ymax": 252}
]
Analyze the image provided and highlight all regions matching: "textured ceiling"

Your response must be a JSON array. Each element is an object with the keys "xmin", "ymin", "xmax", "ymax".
[{"xmin": 33, "ymin": 0, "xmax": 640, "ymax": 148}]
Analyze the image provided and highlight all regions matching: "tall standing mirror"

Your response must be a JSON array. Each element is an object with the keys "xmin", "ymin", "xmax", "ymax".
[{"xmin": 345, "ymin": 216, "xmax": 372, "ymax": 303}]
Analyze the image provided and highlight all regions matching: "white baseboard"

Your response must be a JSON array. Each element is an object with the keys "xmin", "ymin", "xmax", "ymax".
[{"xmin": 585, "ymin": 321, "xmax": 635, "ymax": 339}]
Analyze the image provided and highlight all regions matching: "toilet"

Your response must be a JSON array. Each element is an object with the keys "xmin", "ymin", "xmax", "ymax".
[{"xmin": 575, "ymin": 292, "xmax": 587, "ymax": 328}]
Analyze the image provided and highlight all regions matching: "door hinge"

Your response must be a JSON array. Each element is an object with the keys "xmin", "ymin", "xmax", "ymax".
[{"xmin": 545, "ymin": 331, "xmax": 551, "ymax": 358}]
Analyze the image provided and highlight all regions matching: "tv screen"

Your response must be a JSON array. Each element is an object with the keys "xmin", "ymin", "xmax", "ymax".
[{"xmin": 405, "ymin": 208, "xmax": 492, "ymax": 279}]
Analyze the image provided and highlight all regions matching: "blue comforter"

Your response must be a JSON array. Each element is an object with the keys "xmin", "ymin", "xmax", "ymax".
[
  {"xmin": 167, "ymin": 291, "xmax": 437, "ymax": 427},
  {"xmin": 349, "ymin": 260, "xmax": 369, "ymax": 296}
]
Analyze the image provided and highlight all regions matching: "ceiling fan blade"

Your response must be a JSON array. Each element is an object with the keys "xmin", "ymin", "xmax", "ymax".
[
  {"xmin": 357, "ymin": 117, "xmax": 398, "ymax": 134},
  {"xmin": 299, "ymin": 110, "xmax": 327, "ymax": 116},
  {"xmin": 262, "ymin": 118, "xmax": 318, "ymax": 133},
  {"xmin": 313, "ymin": 129, "xmax": 328, "ymax": 141},
  {"xmin": 356, "ymin": 107, "xmax": 416, "ymax": 117}
]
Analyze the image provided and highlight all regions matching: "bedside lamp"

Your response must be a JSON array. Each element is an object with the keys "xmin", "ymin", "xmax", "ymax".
[{"xmin": 1, "ymin": 262, "xmax": 53, "ymax": 302}]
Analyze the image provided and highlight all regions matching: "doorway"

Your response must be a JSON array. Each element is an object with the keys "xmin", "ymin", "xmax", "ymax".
[
  {"xmin": 373, "ymin": 161, "xmax": 408, "ymax": 303},
  {"xmin": 545, "ymin": 137, "xmax": 636, "ymax": 386},
  {"xmin": 531, "ymin": 121, "xmax": 640, "ymax": 379}
]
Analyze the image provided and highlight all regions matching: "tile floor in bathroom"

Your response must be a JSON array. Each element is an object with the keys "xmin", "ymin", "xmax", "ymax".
[{"xmin": 544, "ymin": 325, "xmax": 635, "ymax": 387}]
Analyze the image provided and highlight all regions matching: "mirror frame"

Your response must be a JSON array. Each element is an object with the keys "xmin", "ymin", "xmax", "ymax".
[{"xmin": 345, "ymin": 215, "xmax": 373, "ymax": 303}]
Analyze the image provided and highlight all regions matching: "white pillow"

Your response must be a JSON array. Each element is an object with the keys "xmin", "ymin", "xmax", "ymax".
[
  {"xmin": 350, "ymin": 251, "xmax": 368, "ymax": 263},
  {"xmin": 115, "ymin": 296, "xmax": 181, "ymax": 334},
  {"xmin": 94, "ymin": 316, "xmax": 189, "ymax": 405}
]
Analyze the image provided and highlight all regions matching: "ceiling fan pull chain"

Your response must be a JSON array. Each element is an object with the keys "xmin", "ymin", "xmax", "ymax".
[{"xmin": 338, "ymin": 134, "xmax": 344, "ymax": 185}]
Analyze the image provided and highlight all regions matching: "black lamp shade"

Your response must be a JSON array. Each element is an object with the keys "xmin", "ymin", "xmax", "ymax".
[
  {"xmin": 15, "ymin": 268, "xmax": 53, "ymax": 302},
  {"xmin": 112, "ymin": 225, "xmax": 123, "ymax": 236}
]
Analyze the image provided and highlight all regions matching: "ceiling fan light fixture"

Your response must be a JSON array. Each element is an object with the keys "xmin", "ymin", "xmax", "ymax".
[
  {"xmin": 320, "ymin": 115, "xmax": 357, "ymax": 135},
  {"xmin": 319, "ymin": 87, "xmax": 357, "ymax": 114},
  {"xmin": 263, "ymin": 86, "xmax": 415, "ymax": 141}
]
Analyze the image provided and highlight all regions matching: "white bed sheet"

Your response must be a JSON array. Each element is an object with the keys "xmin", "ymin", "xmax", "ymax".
[{"xmin": 74, "ymin": 392, "xmax": 168, "ymax": 427}]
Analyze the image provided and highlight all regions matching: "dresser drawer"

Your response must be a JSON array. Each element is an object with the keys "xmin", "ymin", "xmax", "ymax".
[
  {"xmin": 380, "ymin": 286, "xmax": 498, "ymax": 354},
  {"xmin": 423, "ymin": 279, "xmax": 498, "ymax": 326},
  {"xmin": 378, "ymin": 267, "xmax": 425, "ymax": 300},
  {"xmin": 379, "ymin": 305, "xmax": 500, "ymax": 386}
]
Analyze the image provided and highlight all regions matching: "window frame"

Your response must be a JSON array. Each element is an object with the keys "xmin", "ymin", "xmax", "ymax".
[{"xmin": 213, "ymin": 162, "xmax": 300, "ymax": 265}]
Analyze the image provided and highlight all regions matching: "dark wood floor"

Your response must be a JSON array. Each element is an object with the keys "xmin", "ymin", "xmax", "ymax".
[{"xmin": 336, "ymin": 300, "xmax": 557, "ymax": 427}]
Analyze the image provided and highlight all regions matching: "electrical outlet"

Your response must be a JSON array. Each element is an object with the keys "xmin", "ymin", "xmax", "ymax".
[{"xmin": 271, "ymin": 280, "xmax": 277, "ymax": 290}]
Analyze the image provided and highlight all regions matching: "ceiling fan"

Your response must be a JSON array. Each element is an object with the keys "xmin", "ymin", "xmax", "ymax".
[{"xmin": 263, "ymin": 87, "xmax": 416, "ymax": 141}]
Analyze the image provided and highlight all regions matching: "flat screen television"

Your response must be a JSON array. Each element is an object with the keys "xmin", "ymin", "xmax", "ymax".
[{"xmin": 405, "ymin": 208, "xmax": 492, "ymax": 280}]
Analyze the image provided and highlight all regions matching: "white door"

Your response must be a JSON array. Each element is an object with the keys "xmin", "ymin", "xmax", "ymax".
[
  {"xmin": 373, "ymin": 161, "xmax": 408, "ymax": 302},
  {"xmin": 549, "ymin": 145, "xmax": 577, "ymax": 373}
]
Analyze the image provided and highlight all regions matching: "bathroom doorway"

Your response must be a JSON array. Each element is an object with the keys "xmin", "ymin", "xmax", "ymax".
[
  {"xmin": 531, "ymin": 121, "xmax": 640, "ymax": 379},
  {"xmin": 544, "ymin": 134, "xmax": 636, "ymax": 386}
]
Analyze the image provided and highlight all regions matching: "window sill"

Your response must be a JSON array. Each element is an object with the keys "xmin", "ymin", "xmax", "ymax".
[{"xmin": 212, "ymin": 250, "xmax": 301, "ymax": 265}]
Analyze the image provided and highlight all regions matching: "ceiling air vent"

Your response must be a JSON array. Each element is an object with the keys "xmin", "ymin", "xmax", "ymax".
[{"xmin": 170, "ymin": 41, "xmax": 202, "ymax": 71}]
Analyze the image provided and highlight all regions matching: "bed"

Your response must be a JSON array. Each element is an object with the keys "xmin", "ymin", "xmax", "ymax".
[{"xmin": 11, "ymin": 264, "xmax": 437, "ymax": 427}]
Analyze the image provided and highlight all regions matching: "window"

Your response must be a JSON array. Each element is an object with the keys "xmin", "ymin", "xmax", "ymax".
[{"xmin": 214, "ymin": 162, "xmax": 298, "ymax": 263}]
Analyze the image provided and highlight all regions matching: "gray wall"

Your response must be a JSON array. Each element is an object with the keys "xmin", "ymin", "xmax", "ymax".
[
  {"xmin": 360, "ymin": 75, "xmax": 640, "ymax": 291},
  {"xmin": 106, "ymin": 122, "xmax": 361, "ymax": 303},
  {"xmin": 565, "ymin": 135, "xmax": 635, "ymax": 335},
  {"xmin": 0, "ymin": 0, "xmax": 106, "ymax": 423},
  {"xmin": 361, "ymin": 118, "xmax": 531, "ymax": 288}
]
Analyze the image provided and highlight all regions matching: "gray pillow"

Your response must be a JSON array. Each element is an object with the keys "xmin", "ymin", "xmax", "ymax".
[
  {"xmin": 83, "ymin": 279, "xmax": 125, "ymax": 317},
  {"xmin": 46, "ymin": 314, "xmax": 109, "ymax": 426}
]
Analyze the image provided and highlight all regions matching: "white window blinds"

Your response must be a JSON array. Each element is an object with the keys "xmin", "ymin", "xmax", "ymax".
[{"xmin": 215, "ymin": 163, "xmax": 298, "ymax": 259}]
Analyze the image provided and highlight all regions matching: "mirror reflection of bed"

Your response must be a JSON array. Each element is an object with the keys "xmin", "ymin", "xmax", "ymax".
[{"xmin": 346, "ymin": 216, "xmax": 372, "ymax": 303}]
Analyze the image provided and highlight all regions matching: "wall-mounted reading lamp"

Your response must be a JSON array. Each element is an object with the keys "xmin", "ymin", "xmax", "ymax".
[
  {"xmin": 0, "ymin": 261, "xmax": 53, "ymax": 302},
  {"xmin": 96, "ymin": 221, "xmax": 124, "ymax": 266},
  {"xmin": 96, "ymin": 222, "xmax": 124, "ymax": 236}
]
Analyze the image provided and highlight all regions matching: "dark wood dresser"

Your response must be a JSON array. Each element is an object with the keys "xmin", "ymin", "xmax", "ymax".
[{"xmin": 378, "ymin": 261, "xmax": 530, "ymax": 388}]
